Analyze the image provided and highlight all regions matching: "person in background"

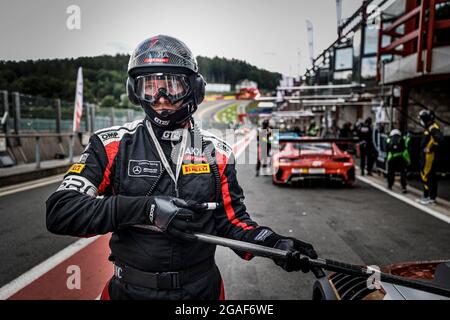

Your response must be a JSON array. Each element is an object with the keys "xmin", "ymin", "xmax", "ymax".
[
  {"xmin": 357, "ymin": 117, "xmax": 377, "ymax": 176},
  {"xmin": 386, "ymin": 129, "xmax": 410, "ymax": 193},
  {"xmin": 339, "ymin": 121, "xmax": 354, "ymax": 138},
  {"xmin": 293, "ymin": 126, "xmax": 302, "ymax": 137},
  {"xmin": 256, "ymin": 119, "xmax": 272, "ymax": 176},
  {"xmin": 417, "ymin": 109, "xmax": 444, "ymax": 205},
  {"xmin": 307, "ymin": 120, "xmax": 319, "ymax": 137}
]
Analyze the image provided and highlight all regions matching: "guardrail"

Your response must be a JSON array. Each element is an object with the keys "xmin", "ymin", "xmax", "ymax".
[
  {"xmin": 0, "ymin": 132, "xmax": 78, "ymax": 169},
  {"xmin": 0, "ymin": 90, "xmax": 143, "ymax": 135},
  {"xmin": 0, "ymin": 89, "xmax": 144, "ymax": 168}
]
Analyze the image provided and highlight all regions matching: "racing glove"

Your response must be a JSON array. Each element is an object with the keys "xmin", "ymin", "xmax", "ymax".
[
  {"xmin": 245, "ymin": 227, "xmax": 318, "ymax": 272},
  {"xmin": 146, "ymin": 196, "xmax": 212, "ymax": 242}
]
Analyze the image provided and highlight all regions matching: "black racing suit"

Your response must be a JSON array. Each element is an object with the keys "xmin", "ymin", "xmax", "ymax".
[
  {"xmin": 46, "ymin": 118, "xmax": 267, "ymax": 300},
  {"xmin": 255, "ymin": 127, "xmax": 271, "ymax": 175},
  {"xmin": 420, "ymin": 122, "xmax": 444, "ymax": 200},
  {"xmin": 357, "ymin": 123, "xmax": 377, "ymax": 175},
  {"xmin": 386, "ymin": 135, "xmax": 410, "ymax": 189}
]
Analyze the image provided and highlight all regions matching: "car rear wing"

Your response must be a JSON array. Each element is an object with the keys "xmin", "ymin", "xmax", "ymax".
[
  {"xmin": 276, "ymin": 137, "xmax": 360, "ymax": 156},
  {"xmin": 276, "ymin": 137, "xmax": 360, "ymax": 144}
]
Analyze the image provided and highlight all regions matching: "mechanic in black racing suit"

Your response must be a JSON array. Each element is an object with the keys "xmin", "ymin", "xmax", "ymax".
[
  {"xmin": 255, "ymin": 119, "xmax": 272, "ymax": 176},
  {"xmin": 46, "ymin": 35, "xmax": 318, "ymax": 300},
  {"xmin": 357, "ymin": 117, "xmax": 377, "ymax": 176}
]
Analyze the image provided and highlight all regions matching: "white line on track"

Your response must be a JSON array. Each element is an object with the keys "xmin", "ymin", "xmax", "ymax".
[
  {"xmin": 0, "ymin": 174, "xmax": 64, "ymax": 197},
  {"xmin": 234, "ymin": 130, "xmax": 257, "ymax": 159},
  {"xmin": 0, "ymin": 236, "xmax": 100, "ymax": 300},
  {"xmin": 195, "ymin": 101, "xmax": 231, "ymax": 120},
  {"xmin": 357, "ymin": 175, "xmax": 450, "ymax": 225}
]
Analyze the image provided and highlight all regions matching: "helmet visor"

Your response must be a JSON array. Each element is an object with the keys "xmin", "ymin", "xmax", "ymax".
[{"xmin": 136, "ymin": 73, "xmax": 190, "ymax": 105}]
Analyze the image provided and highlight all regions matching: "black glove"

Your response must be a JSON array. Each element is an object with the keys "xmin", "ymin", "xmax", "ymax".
[
  {"xmin": 147, "ymin": 196, "xmax": 212, "ymax": 242},
  {"xmin": 272, "ymin": 237, "xmax": 318, "ymax": 272},
  {"xmin": 245, "ymin": 227, "xmax": 318, "ymax": 273}
]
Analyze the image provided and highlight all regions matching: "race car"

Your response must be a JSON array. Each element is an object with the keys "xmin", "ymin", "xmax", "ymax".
[
  {"xmin": 271, "ymin": 138, "xmax": 356, "ymax": 186},
  {"xmin": 313, "ymin": 260, "xmax": 450, "ymax": 300},
  {"xmin": 235, "ymin": 87, "xmax": 260, "ymax": 100}
]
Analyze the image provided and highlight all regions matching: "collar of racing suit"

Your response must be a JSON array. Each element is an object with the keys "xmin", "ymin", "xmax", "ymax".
[
  {"xmin": 147, "ymin": 116, "xmax": 192, "ymax": 142},
  {"xmin": 144, "ymin": 116, "xmax": 221, "ymax": 201}
]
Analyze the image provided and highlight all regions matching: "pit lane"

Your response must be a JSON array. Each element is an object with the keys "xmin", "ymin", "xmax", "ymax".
[
  {"xmin": 0, "ymin": 100, "xmax": 449, "ymax": 299},
  {"xmin": 216, "ymin": 164, "xmax": 450, "ymax": 299}
]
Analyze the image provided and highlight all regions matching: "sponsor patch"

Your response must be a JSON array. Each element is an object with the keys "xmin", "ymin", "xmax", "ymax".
[
  {"xmin": 183, "ymin": 147, "xmax": 207, "ymax": 163},
  {"xmin": 161, "ymin": 130, "xmax": 182, "ymax": 141},
  {"xmin": 216, "ymin": 141, "xmax": 231, "ymax": 155},
  {"xmin": 183, "ymin": 154, "xmax": 208, "ymax": 163},
  {"xmin": 56, "ymin": 176, "xmax": 98, "ymax": 197},
  {"xmin": 144, "ymin": 57, "xmax": 169, "ymax": 63},
  {"xmin": 100, "ymin": 131, "xmax": 119, "ymax": 141},
  {"xmin": 149, "ymin": 204, "xmax": 156, "ymax": 223},
  {"xmin": 128, "ymin": 160, "xmax": 161, "ymax": 178},
  {"xmin": 185, "ymin": 146, "xmax": 205, "ymax": 156},
  {"xmin": 78, "ymin": 153, "xmax": 89, "ymax": 164},
  {"xmin": 154, "ymin": 117, "xmax": 170, "ymax": 126},
  {"xmin": 67, "ymin": 163, "xmax": 86, "ymax": 174},
  {"xmin": 144, "ymin": 51, "xmax": 169, "ymax": 63},
  {"xmin": 254, "ymin": 229, "xmax": 273, "ymax": 242},
  {"xmin": 182, "ymin": 163, "xmax": 211, "ymax": 175}
]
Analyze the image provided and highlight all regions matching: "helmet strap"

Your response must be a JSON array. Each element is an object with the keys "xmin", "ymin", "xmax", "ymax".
[{"xmin": 141, "ymin": 96, "xmax": 196, "ymax": 130}]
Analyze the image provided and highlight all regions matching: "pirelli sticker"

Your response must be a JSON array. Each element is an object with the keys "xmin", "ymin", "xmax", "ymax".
[
  {"xmin": 182, "ymin": 163, "xmax": 210, "ymax": 175},
  {"xmin": 67, "ymin": 163, "xmax": 86, "ymax": 174}
]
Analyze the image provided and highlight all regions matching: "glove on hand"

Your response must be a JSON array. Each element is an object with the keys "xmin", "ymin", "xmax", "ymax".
[
  {"xmin": 148, "ymin": 196, "xmax": 212, "ymax": 241},
  {"xmin": 272, "ymin": 237, "xmax": 318, "ymax": 272},
  {"xmin": 246, "ymin": 227, "xmax": 318, "ymax": 272}
]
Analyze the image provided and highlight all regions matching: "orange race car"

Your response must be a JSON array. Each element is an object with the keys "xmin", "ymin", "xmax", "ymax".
[
  {"xmin": 271, "ymin": 138, "xmax": 357, "ymax": 186},
  {"xmin": 235, "ymin": 87, "xmax": 260, "ymax": 100}
]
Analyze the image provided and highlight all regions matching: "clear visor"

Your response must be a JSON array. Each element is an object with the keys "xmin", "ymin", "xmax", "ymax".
[{"xmin": 136, "ymin": 73, "xmax": 190, "ymax": 104}]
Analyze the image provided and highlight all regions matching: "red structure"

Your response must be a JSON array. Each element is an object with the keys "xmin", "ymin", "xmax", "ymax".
[{"xmin": 377, "ymin": 0, "xmax": 450, "ymax": 80}]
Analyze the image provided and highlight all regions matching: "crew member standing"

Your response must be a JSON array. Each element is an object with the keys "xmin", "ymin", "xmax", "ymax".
[
  {"xmin": 417, "ymin": 109, "xmax": 444, "ymax": 205},
  {"xmin": 386, "ymin": 129, "xmax": 410, "ymax": 193},
  {"xmin": 256, "ymin": 119, "xmax": 272, "ymax": 176},
  {"xmin": 357, "ymin": 117, "xmax": 377, "ymax": 176},
  {"xmin": 45, "ymin": 35, "xmax": 319, "ymax": 300},
  {"xmin": 307, "ymin": 120, "xmax": 319, "ymax": 137}
]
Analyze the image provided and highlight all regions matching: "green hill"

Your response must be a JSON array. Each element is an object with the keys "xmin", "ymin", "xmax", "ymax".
[{"xmin": 0, "ymin": 55, "xmax": 281, "ymax": 107}]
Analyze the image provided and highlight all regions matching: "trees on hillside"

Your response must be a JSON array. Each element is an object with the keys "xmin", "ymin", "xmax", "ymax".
[{"xmin": 0, "ymin": 55, "xmax": 281, "ymax": 106}]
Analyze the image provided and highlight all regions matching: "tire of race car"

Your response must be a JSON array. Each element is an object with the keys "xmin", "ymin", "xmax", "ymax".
[
  {"xmin": 344, "ymin": 181, "xmax": 354, "ymax": 188},
  {"xmin": 272, "ymin": 178, "xmax": 282, "ymax": 186}
]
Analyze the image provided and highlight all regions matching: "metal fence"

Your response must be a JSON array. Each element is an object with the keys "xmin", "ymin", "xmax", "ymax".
[{"xmin": 0, "ymin": 90, "xmax": 144, "ymax": 135}]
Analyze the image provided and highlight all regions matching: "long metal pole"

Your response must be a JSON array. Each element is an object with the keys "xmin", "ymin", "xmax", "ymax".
[
  {"xmin": 55, "ymin": 98, "xmax": 62, "ymax": 143},
  {"xmin": 131, "ymin": 227, "xmax": 450, "ymax": 298},
  {"xmin": 308, "ymin": 257, "xmax": 450, "ymax": 298},
  {"xmin": 35, "ymin": 136, "xmax": 41, "ymax": 169},
  {"xmin": 69, "ymin": 134, "xmax": 74, "ymax": 163},
  {"xmin": 12, "ymin": 92, "xmax": 21, "ymax": 146},
  {"xmin": 191, "ymin": 232, "xmax": 450, "ymax": 298},
  {"xmin": 195, "ymin": 233, "xmax": 289, "ymax": 259}
]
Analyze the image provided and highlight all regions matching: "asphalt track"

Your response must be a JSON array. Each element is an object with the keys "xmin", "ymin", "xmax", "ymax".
[{"xmin": 0, "ymin": 100, "xmax": 449, "ymax": 299}]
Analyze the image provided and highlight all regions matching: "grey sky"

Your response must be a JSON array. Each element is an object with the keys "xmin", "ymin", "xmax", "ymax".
[{"xmin": 0, "ymin": 0, "xmax": 363, "ymax": 76}]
